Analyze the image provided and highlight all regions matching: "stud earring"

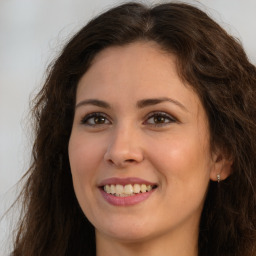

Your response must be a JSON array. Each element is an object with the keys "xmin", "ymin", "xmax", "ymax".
[{"xmin": 217, "ymin": 174, "xmax": 221, "ymax": 183}]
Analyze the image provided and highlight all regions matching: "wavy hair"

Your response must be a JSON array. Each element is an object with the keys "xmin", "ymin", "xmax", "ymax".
[{"xmin": 12, "ymin": 2, "xmax": 256, "ymax": 256}]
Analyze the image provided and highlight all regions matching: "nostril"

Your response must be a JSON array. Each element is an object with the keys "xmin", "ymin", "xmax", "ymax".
[
  {"xmin": 107, "ymin": 159, "xmax": 115, "ymax": 165},
  {"xmin": 106, "ymin": 158, "xmax": 136, "ymax": 168},
  {"xmin": 126, "ymin": 159, "xmax": 135, "ymax": 163}
]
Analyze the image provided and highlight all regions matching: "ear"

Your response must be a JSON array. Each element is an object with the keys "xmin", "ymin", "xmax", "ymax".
[{"xmin": 210, "ymin": 152, "xmax": 233, "ymax": 182}]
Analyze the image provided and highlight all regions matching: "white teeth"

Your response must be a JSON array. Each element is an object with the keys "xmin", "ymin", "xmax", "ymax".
[
  {"xmin": 103, "ymin": 183, "xmax": 155, "ymax": 196},
  {"xmin": 105, "ymin": 185, "xmax": 111, "ymax": 193},
  {"xmin": 147, "ymin": 185, "xmax": 152, "ymax": 192},
  {"xmin": 116, "ymin": 184, "xmax": 124, "ymax": 194},
  {"xmin": 141, "ymin": 184, "xmax": 147, "ymax": 193},
  {"xmin": 124, "ymin": 184, "xmax": 133, "ymax": 194},
  {"xmin": 110, "ymin": 184, "xmax": 115, "ymax": 194},
  {"xmin": 133, "ymin": 184, "xmax": 141, "ymax": 193}
]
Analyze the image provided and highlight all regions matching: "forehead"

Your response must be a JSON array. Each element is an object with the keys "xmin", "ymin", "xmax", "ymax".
[
  {"xmin": 76, "ymin": 41, "xmax": 201, "ymax": 112},
  {"xmin": 91, "ymin": 41, "xmax": 171, "ymax": 69}
]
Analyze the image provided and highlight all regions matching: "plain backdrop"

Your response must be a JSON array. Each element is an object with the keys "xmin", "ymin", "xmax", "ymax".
[{"xmin": 1, "ymin": 0, "xmax": 256, "ymax": 254}]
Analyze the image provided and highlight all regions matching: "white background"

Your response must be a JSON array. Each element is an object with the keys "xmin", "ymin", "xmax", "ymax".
[{"xmin": 1, "ymin": 0, "xmax": 256, "ymax": 254}]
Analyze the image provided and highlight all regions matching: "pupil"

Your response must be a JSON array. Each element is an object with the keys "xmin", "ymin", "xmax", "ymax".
[
  {"xmin": 95, "ymin": 116, "xmax": 105, "ymax": 124},
  {"xmin": 154, "ymin": 116, "xmax": 165, "ymax": 123}
]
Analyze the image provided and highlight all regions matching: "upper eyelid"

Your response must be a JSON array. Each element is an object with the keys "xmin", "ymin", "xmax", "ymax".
[
  {"xmin": 144, "ymin": 111, "xmax": 177, "ymax": 121},
  {"xmin": 80, "ymin": 112, "xmax": 112, "ymax": 123}
]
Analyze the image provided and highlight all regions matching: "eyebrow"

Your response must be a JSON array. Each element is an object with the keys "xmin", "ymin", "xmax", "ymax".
[
  {"xmin": 75, "ymin": 97, "xmax": 187, "ymax": 111},
  {"xmin": 75, "ymin": 99, "xmax": 111, "ymax": 109},
  {"xmin": 137, "ymin": 97, "xmax": 188, "ymax": 111}
]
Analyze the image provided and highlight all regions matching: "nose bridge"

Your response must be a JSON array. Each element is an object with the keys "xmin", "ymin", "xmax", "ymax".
[{"xmin": 104, "ymin": 121, "xmax": 143, "ymax": 167}]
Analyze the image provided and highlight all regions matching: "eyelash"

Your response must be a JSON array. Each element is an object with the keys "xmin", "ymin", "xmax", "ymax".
[
  {"xmin": 81, "ymin": 112, "xmax": 110, "ymax": 126},
  {"xmin": 144, "ymin": 111, "xmax": 177, "ymax": 126},
  {"xmin": 80, "ymin": 111, "xmax": 177, "ymax": 127}
]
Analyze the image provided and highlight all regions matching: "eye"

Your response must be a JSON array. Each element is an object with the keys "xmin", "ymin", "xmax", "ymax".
[
  {"xmin": 145, "ymin": 112, "xmax": 177, "ymax": 126},
  {"xmin": 81, "ymin": 112, "xmax": 111, "ymax": 126}
]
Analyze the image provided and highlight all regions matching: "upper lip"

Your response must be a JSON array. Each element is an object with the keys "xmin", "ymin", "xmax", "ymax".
[{"xmin": 98, "ymin": 177, "xmax": 157, "ymax": 187}]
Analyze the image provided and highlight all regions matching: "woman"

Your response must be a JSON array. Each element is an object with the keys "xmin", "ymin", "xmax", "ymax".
[{"xmin": 12, "ymin": 2, "xmax": 256, "ymax": 256}]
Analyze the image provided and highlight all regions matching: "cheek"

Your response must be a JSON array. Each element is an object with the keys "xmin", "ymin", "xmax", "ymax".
[
  {"xmin": 68, "ymin": 137, "xmax": 98, "ymax": 221},
  {"xmin": 69, "ymin": 133, "xmax": 104, "ymax": 175},
  {"xmin": 68, "ymin": 134, "xmax": 103, "ymax": 201},
  {"xmin": 146, "ymin": 132, "xmax": 212, "ymax": 184},
  {"xmin": 152, "ymin": 136, "xmax": 211, "ymax": 211}
]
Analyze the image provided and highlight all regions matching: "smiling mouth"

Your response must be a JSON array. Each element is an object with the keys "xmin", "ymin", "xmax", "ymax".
[{"xmin": 102, "ymin": 184, "xmax": 158, "ymax": 197}]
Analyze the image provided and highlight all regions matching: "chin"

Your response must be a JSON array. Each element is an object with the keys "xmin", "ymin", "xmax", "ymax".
[{"xmin": 95, "ymin": 218, "xmax": 159, "ymax": 244}]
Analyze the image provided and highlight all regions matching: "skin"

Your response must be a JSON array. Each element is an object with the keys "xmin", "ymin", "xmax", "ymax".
[{"xmin": 68, "ymin": 41, "xmax": 231, "ymax": 256}]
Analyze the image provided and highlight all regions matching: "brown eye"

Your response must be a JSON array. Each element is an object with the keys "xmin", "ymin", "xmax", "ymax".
[
  {"xmin": 81, "ymin": 113, "xmax": 110, "ymax": 126},
  {"xmin": 145, "ymin": 112, "xmax": 176, "ymax": 126},
  {"xmin": 154, "ymin": 116, "xmax": 166, "ymax": 124},
  {"xmin": 94, "ymin": 116, "xmax": 106, "ymax": 124}
]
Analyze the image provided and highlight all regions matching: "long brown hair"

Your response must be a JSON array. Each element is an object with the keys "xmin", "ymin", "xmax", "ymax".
[{"xmin": 12, "ymin": 2, "xmax": 256, "ymax": 256}]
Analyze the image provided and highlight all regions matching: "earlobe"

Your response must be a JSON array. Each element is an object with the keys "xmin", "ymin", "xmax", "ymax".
[{"xmin": 210, "ymin": 154, "xmax": 233, "ymax": 182}]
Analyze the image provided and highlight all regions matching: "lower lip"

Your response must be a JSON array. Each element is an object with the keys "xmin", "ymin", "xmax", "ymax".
[{"xmin": 100, "ymin": 189, "xmax": 155, "ymax": 206}]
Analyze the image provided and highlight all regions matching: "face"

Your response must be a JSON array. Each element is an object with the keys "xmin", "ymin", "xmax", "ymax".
[{"xmin": 69, "ymin": 42, "xmax": 219, "ymax": 245}]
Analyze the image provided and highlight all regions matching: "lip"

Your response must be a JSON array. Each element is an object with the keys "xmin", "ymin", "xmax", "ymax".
[
  {"xmin": 98, "ymin": 177, "xmax": 157, "ymax": 187},
  {"xmin": 100, "ymin": 189, "xmax": 155, "ymax": 206},
  {"xmin": 98, "ymin": 177, "xmax": 157, "ymax": 206}
]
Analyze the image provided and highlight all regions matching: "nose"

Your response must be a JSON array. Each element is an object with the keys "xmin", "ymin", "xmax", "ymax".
[{"xmin": 104, "ymin": 125, "xmax": 144, "ymax": 168}]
